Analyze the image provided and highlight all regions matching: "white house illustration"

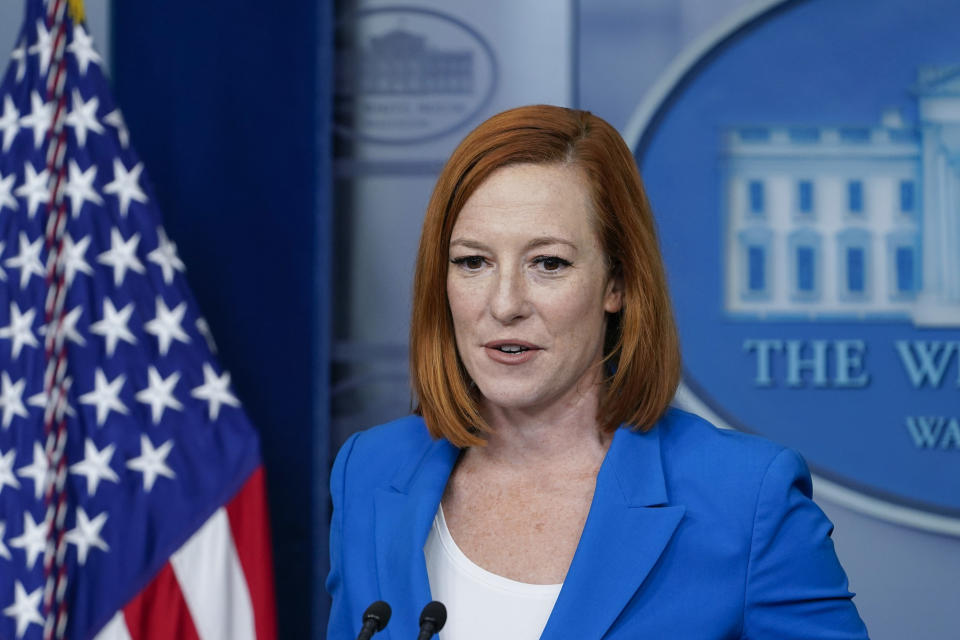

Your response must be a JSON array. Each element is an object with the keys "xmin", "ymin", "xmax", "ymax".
[
  {"xmin": 723, "ymin": 66, "xmax": 960, "ymax": 326},
  {"xmin": 337, "ymin": 27, "xmax": 474, "ymax": 97}
]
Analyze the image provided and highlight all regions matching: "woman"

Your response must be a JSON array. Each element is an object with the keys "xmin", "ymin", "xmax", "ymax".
[{"xmin": 327, "ymin": 105, "xmax": 869, "ymax": 640}]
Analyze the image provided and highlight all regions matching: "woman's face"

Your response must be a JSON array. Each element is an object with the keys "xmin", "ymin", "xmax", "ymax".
[{"xmin": 446, "ymin": 163, "xmax": 622, "ymax": 415}]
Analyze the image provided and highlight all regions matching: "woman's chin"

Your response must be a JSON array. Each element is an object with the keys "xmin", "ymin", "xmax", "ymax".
[{"xmin": 476, "ymin": 386, "xmax": 548, "ymax": 413}]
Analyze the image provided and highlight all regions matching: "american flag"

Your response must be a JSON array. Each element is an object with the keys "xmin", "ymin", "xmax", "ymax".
[{"xmin": 0, "ymin": 1, "xmax": 277, "ymax": 639}]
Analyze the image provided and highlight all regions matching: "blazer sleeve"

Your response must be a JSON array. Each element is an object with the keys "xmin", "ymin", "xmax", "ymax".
[
  {"xmin": 326, "ymin": 431, "xmax": 361, "ymax": 640},
  {"xmin": 742, "ymin": 448, "xmax": 870, "ymax": 639}
]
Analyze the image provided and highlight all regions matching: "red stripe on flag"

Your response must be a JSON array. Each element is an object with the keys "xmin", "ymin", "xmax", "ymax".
[
  {"xmin": 226, "ymin": 466, "xmax": 278, "ymax": 640},
  {"xmin": 122, "ymin": 563, "xmax": 201, "ymax": 640}
]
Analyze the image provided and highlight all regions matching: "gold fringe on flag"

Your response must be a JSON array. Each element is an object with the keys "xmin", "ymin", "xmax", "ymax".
[{"xmin": 67, "ymin": 0, "xmax": 86, "ymax": 23}]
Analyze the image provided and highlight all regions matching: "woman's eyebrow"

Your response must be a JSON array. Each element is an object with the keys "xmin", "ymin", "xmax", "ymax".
[
  {"xmin": 526, "ymin": 236, "xmax": 577, "ymax": 251},
  {"xmin": 449, "ymin": 238, "xmax": 489, "ymax": 251},
  {"xmin": 450, "ymin": 237, "xmax": 576, "ymax": 251}
]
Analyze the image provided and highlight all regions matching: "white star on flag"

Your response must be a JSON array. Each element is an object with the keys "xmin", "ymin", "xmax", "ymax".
[
  {"xmin": 0, "ymin": 448, "xmax": 21, "ymax": 495},
  {"xmin": 65, "ymin": 90, "xmax": 104, "ymax": 147},
  {"xmin": 62, "ymin": 233, "xmax": 94, "ymax": 285},
  {"xmin": 65, "ymin": 159, "xmax": 104, "ymax": 216},
  {"xmin": 103, "ymin": 108, "xmax": 129, "ymax": 148},
  {"xmin": 144, "ymin": 296, "xmax": 190, "ymax": 356},
  {"xmin": 0, "ymin": 373, "xmax": 28, "ymax": 429},
  {"xmin": 0, "ymin": 521, "xmax": 11, "ymax": 560},
  {"xmin": 135, "ymin": 366, "xmax": 184, "ymax": 424},
  {"xmin": 3, "ymin": 233, "xmax": 44, "ymax": 288},
  {"xmin": 0, "ymin": 171, "xmax": 17, "ymax": 212},
  {"xmin": 103, "ymin": 159, "xmax": 148, "ymax": 216},
  {"xmin": 27, "ymin": 19, "xmax": 53, "ymax": 76},
  {"xmin": 148, "ymin": 227, "xmax": 186, "ymax": 284},
  {"xmin": 13, "ymin": 163, "xmax": 49, "ymax": 218},
  {"xmin": 90, "ymin": 298, "xmax": 137, "ymax": 356},
  {"xmin": 18, "ymin": 91, "xmax": 52, "ymax": 148},
  {"xmin": 70, "ymin": 439, "xmax": 120, "ymax": 496},
  {"xmin": 10, "ymin": 39, "xmax": 27, "ymax": 83},
  {"xmin": 67, "ymin": 25, "xmax": 102, "ymax": 75},
  {"xmin": 0, "ymin": 302, "xmax": 39, "ymax": 358},
  {"xmin": 5, "ymin": 233, "xmax": 44, "ymax": 290},
  {"xmin": 97, "ymin": 228, "xmax": 146, "ymax": 286},
  {"xmin": 8, "ymin": 511, "xmax": 49, "ymax": 570},
  {"xmin": 79, "ymin": 369, "xmax": 128, "ymax": 426},
  {"xmin": 127, "ymin": 434, "xmax": 176, "ymax": 491},
  {"xmin": 16, "ymin": 442, "xmax": 49, "ymax": 501},
  {"xmin": 191, "ymin": 363, "xmax": 241, "ymax": 421},
  {"xmin": 39, "ymin": 305, "xmax": 86, "ymax": 348},
  {"xmin": 0, "ymin": 96, "xmax": 20, "ymax": 151},
  {"xmin": 65, "ymin": 507, "xmax": 110, "ymax": 565},
  {"xmin": 2, "ymin": 580, "xmax": 43, "ymax": 639}
]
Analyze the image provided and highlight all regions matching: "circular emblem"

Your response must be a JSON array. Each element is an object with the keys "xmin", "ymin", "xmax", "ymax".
[
  {"xmin": 334, "ymin": 6, "xmax": 498, "ymax": 145},
  {"xmin": 628, "ymin": 0, "xmax": 960, "ymax": 534}
]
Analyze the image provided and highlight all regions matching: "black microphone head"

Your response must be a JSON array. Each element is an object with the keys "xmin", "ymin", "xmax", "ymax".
[
  {"xmin": 363, "ymin": 601, "xmax": 391, "ymax": 631},
  {"xmin": 419, "ymin": 601, "xmax": 447, "ymax": 632}
]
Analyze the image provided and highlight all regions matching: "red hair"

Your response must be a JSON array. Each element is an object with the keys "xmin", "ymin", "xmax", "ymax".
[{"xmin": 410, "ymin": 105, "xmax": 681, "ymax": 447}]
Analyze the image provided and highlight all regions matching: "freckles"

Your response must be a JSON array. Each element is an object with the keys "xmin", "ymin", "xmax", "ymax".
[
  {"xmin": 448, "ymin": 280, "xmax": 487, "ymax": 323},
  {"xmin": 545, "ymin": 277, "xmax": 601, "ymax": 311}
]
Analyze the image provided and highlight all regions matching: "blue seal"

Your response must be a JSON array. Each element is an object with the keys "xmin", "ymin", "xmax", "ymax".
[{"xmin": 628, "ymin": 0, "xmax": 960, "ymax": 534}]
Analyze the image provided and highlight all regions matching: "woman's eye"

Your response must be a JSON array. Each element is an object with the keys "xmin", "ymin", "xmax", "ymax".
[
  {"xmin": 452, "ymin": 256, "xmax": 486, "ymax": 270},
  {"xmin": 533, "ymin": 256, "xmax": 571, "ymax": 272}
]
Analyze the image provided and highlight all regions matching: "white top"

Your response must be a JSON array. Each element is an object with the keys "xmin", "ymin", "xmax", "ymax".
[{"xmin": 424, "ymin": 504, "xmax": 563, "ymax": 640}]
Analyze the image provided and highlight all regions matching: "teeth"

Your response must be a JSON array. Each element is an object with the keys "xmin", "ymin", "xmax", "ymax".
[{"xmin": 497, "ymin": 345, "xmax": 527, "ymax": 353}]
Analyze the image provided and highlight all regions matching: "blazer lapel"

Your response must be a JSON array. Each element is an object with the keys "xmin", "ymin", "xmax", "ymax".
[
  {"xmin": 540, "ymin": 425, "xmax": 685, "ymax": 640},
  {"xmin": 374, "ymin": 436, "xmax": 460, "ymax": 640}
]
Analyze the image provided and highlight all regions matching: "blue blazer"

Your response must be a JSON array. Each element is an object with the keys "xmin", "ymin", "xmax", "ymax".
[{"xmin": 326, "ymin": 409, "xmax": 869, "ymax": 639}]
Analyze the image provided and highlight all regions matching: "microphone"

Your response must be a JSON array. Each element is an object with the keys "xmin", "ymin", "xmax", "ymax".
[
  {"xmin": 416, "ymin": 601, "xmax": 447, "ymax": 640},
  {"xmin": 355, "ymin": 601, "xmax": 391, "ymax": 640}
]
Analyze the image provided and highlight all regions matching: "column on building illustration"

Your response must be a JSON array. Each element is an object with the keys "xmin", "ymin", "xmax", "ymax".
[{"xmin": 916, "ymin": 66, "xmax": 960, "ymax": 326}]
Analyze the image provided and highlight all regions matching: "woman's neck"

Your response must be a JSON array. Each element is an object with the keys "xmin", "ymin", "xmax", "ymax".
[{"xmin": 471, "ymin": 380, "xmax": 612, "ymax": 471}]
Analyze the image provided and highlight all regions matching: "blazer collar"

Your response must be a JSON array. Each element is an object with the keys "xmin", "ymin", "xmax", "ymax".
[
  {"xmin": 374, "ymin": 423, "xmax": 684, "ymax": 640},
  {"xmin": 540, "ymin": 425, "xmax": 685, "ymax": 640},
  {"xmin": 374, "ymin": 435, "xmax": 459, "ymax": 640}
]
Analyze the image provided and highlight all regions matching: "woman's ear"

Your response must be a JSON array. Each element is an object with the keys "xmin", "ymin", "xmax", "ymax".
[{"xmin": 603, "ymin": 270, "xmax": 624, "ymax": 314}]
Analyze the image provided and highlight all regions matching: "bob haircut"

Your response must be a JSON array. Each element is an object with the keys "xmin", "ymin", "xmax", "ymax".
[{"xmin": 411, "ymin": 104, "xmax": 681, "ymax": 448}]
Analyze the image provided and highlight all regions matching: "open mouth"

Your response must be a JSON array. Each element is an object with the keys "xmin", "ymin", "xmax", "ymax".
[
  {"xmin": 484, "ymin": 341, "xmax": 539, "ymax": 364},
  {"xmin": 495, "ymin": 345, "xmax": 529, "ymax": 354},
  {"xmin": 485, "ymin": 340, "xmax": 539, "ymax": 354}
]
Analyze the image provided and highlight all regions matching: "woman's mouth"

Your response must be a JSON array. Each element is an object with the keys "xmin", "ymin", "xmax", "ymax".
[{"xmin": 483, "ymin": 341, "xmax": 540, "ymax": 364}]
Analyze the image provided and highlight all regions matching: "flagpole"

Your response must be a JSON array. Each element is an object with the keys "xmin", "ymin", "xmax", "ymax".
[{"xmin": 39, "ymin": 1, "xmax": 76, "ymax": 639}]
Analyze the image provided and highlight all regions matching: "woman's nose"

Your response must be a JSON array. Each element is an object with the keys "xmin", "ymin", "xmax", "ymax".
[{"xmin": 488, "ymin": 268, "xmax": 529, "ymax": 323}]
